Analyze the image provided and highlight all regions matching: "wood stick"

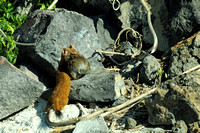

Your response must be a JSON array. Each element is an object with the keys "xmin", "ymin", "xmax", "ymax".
[
  {"xmin": 96, "ymin": 50, "xmax": 129, "ymax": 56},
  {"xmin": 101, "ymin": 88, "xmax": 157, "ymax": 117},
  {"xmin": 181, "ymin": 65, "xmax": 200, "ymax": 75},
  {"xmin": 48, "ymin": 88, "xmax": 157, "ymax": 132}
]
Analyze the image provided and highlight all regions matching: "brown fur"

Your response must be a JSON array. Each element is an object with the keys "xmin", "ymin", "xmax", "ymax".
[{"xmin": 43, "ymin": 70, "xmax": 71, "ymax": 112}]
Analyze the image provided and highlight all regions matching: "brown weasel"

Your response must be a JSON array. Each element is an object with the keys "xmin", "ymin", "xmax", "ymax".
[{"xmin": 44, "ymin": 44, "xmax": 90, "ymax": 116}]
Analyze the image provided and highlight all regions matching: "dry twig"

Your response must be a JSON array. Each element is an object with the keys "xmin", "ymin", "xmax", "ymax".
[
  {"xmin": 48, "ymin": 0, "xmax": 58, "ymax": 10},
  {"xmin": 49, "ymin": 88, "xmax": 157, "ymax": 132},
  {"xmin": 180, "ymin": 65, "xmax": 200, "ymax": 75},
  {"xmin": 96, "ymin": 28, "xmax": 142, "ymax": 66},
  {"xmin": 113, "ymin": 28, "xmax": 142, "ymax": 58},
  {"xmin": 95, "ymin": 50, "xmax": 131, "ymax": 56}
]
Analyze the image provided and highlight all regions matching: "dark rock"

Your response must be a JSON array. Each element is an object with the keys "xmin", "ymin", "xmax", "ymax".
[
  {"xmin": 146, "ymin": 85, "xmax": 200, "ymax": 125},
  {"xmin": 115, "ymin": 0, "xmax": 169, "ymax": 52},
  {"xmin": 166, "ymin": 32, "xmax": 200, "ymax": 90},
  {"xmin": 91, "ymin": 14, "xmax": 119, "ymax": 49},
  {"xmin": 147, "ymin": 103, "xmax": 176, "ymax": 125},
  {"xmin": 172, "ymin": 120, "xmax": 188, "ymax": 133},
  {"xmin": 167, "ymin": 31, "xmax": 200, "ymax": 78},
  {"xmin": 125, "ymin": 117, "xmax": 137, "ymax": 129},
  {"xmin": 168, "ymin": 0, "xmax": 200, "ymax": 44},
  {"xmin": 69, "ymin": 58, "xmax": 125, "ymax": 102},
  {"xmin": 73, "ymin": 116, "xmax": 109, "ymax": 133},
  {"xmin": 112, "ymin": 42, "xmax": 139, "ymax": 64},
  {"xmin": 57, "ymin": 0, "xmax": 112, "ymax": 16},
  {"xmin": 165, "ymin": 72, "xmax": 200, "ymax": 91},
  {"xmin": 139, "ymin": 55, "xmax": 161, "ymax": 85},
  {"xmin": 121, "ymin": 60, "xmax": 142, "ymax": 80},
  {"xmin": 0, "ymin": 56, "xmax": 45, "ymax": 120},
  {"xmin": 14, "ymin": 9, "xmax": 102, "ymax": 76}
]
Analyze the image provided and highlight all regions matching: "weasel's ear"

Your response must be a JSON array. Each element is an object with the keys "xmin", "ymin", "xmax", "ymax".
[{"xmin": 69, "ymin": 43, "xmax": 75, "ymax": 48}]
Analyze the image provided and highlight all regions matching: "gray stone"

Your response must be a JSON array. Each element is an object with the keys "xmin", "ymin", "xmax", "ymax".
[
  {"xmin": 68, "ymin": 57, "xmax": 125, "ymax": 102},
  {"xmin": 139, "ymin": 55, "xmax": 161, "ymax": 85},
  {"xmin": 47, "ymin": 104, "xmax": 80, "ymax": 125},
  {"xmin": 70, "ymin": 68, "xmax": 125, "ymax": 102},
  {"xmin": 18, "ymin": 64, "xmax": 39, "ymax": 82},
  {"xmin": 115, "ymin": 0, "xmax": 169, "ymax": 52},
  {"xmin": 0, "ymin": 56, "xmax": 46, "ymax": 120},
  {"xmin": 168, "ymin": 0, "xmax": 200, "ymax": 44},
  {"xmin": 172, "ymin": 120, "xmax": 188, "ymax": 133},
  {"xmin": 125, "ymin": 117, "xmax": 137, "ymax": 129},
  {"xmin": 0, "ymin": 98, "xmax": 52, "ymax": 132},
  {"xmin": 73, "ymin": 116, "xmax": 109, "ymax": 133},
  {"xmin": 14, "ymin": 8, "xmax": 102, "ymax": 76},
  {"xmin": 146, "ymin": 85, "xmax": 200, "ymax": 125}
]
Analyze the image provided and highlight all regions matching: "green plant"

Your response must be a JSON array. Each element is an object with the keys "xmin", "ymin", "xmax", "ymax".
[
  {"xmin": 0, "ymin": 0, "xmax": 27, "ymax": 64},
  {"xmin": 157, "ymin": 67, "xmax": 168, "ymax": 78},
  {"xmin": 38, "ymin": 0, "xmax": 56, "ymax": 9}
]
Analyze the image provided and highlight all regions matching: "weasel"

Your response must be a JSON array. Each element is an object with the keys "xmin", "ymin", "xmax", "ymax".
[{"xmin": 44, "ymin": 44, "xmax": 90, "ymax": 123}]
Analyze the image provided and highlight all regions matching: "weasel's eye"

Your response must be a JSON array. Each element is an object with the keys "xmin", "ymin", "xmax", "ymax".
[{"xmin": 64, "ymin": 50, "xmax": 68, "ymax": 55}]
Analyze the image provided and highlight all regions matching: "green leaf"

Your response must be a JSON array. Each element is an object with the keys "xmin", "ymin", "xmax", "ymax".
[
  {"xmin": 0, "ymin": 0, "xmax": 25, "ymax": 64},
  {"xmin": 165, "ymin": 73, "xmax": 168, "ymax": 78}
]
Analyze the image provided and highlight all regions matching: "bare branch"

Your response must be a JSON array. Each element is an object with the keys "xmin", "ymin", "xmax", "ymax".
[
  {"xmin": 140, "ymin": 0, "xmax": 158, "ymax": 54},
  {"xmin": 0, "ymin": 28, "xmax": 36, "ymax": 46}
]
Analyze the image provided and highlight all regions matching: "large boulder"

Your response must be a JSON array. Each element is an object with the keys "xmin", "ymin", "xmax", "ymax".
[
  {"xmin": 0, "ymin": 56, "xmax": 45, "ymax": 120},
  {"xmin": 69, "ymin": 58, "xmax": 125, "ymax": 102},
  {"xmin": 167, "ymin": 31, "xmax": 200, "ymax": 89},
  {"xmin": 115, "ymin": 0, "xmax": 169, "ymax": 52},
  {"xmin": 168, "ymin": 0, "xmax": 200, "ymax": 44},
  {"xmin": 146, "ymin": 84, "xmax": 200, "ymax": 125},
  {"xmin": 14, "ymin": 8, "xmax": 102, "ymax": 76}
]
